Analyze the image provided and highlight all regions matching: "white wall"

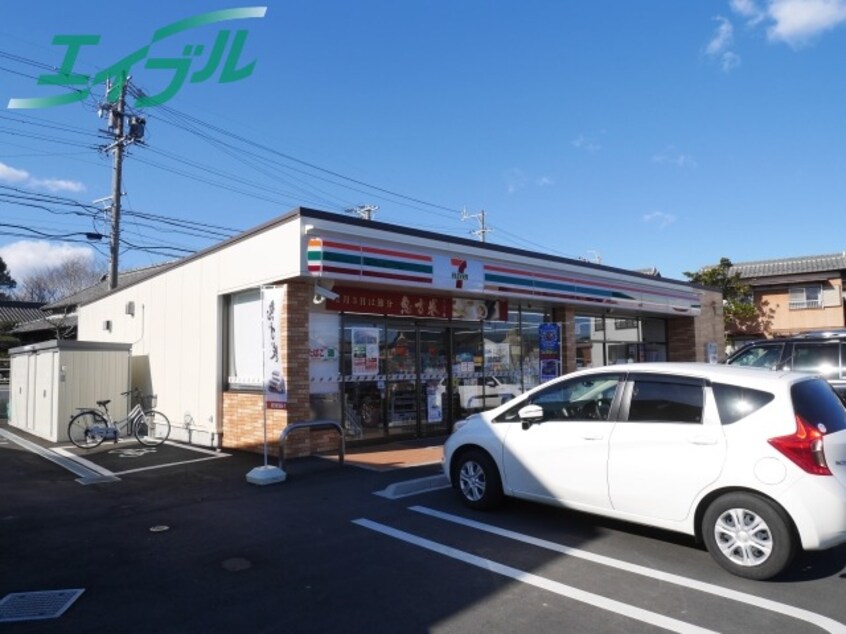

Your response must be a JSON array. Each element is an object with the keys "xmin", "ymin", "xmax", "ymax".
[{"xmin": 78, "ymin": 217, "xmax": 304, "ymax": 445}]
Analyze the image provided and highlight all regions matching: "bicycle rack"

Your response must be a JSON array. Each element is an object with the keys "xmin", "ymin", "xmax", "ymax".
[{"xmin": 278, "ymin": 420, "xmax": 345, "ymax": 471}]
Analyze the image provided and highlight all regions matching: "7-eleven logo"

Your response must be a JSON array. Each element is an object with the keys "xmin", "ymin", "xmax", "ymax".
[{"xmin": 451, "ymin": 258, "xmax": 469, "ymax": 288}]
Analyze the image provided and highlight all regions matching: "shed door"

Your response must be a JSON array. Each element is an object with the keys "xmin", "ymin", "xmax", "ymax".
[
  {"xmin": 10, "ymin": 354, "xmax": 31, "ymax": 430},
  {"xmin": 33, "ymin": 351, "xmax": 56, "ymax": 439}
]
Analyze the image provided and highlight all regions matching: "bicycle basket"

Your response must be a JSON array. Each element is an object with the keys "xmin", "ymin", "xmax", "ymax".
[{"xmin": 141, "ymin": 394, "xmax": 158, "ymax": 409}]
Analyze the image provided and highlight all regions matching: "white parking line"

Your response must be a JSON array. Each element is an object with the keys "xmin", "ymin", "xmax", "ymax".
[
  {"xmin": 410, "ymin": 505, "xmax": 846, "ymax": 634},
  {"xmin": 353, "ymin": 518, "xmax": 718, "ymax": 634},
  {"xmin": 112, "ymin": 453, "xmax": 228, "ymax": 475},
  {"xmin": 0, "ymin": 429, "xmax": 119, "ymax": 484}
]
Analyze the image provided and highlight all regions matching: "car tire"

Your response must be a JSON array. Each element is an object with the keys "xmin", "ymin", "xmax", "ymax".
[
  {"xmin": 702, "ymin": 492, "xmax": 796, "ymax": 580},
  {"xmin": 454, "ymin": 449, "xmax": 503, "ymax": 510}
]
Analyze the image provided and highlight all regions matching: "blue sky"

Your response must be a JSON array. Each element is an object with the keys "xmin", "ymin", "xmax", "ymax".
[{"xmin": 2, "ymin": 1, "xmax": 846, "ymax": 283}]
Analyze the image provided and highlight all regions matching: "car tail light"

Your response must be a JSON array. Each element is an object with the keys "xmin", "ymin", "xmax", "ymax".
[{"xmin": 768, "ymin": 414, "xmax": 831, "ymax": 476}]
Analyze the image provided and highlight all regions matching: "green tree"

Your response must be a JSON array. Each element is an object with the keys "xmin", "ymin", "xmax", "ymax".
[
  {"xmin": 684, "ymin": 257, "xmax": 757, "ymax": 327},
  {"xmin": 0, "ymin": 257, "xmax": 16, "ymax": 299}
]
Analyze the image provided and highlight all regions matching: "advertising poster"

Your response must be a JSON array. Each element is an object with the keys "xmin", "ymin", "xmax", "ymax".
[
  {"xmin": 352, "ymin": 327, "xmax": 380, "ymax": 375},
  {"xmin": 538, "ymin": 323, "xmax": 561, "ymax": 383},
  {"xmin": 262, "ymin": 285, "xmax": 287, "ymax": 410}
]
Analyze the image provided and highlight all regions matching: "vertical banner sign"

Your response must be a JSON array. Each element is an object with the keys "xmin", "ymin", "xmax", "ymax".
[
  {"xmin": 538, "ymin": 323, "xmax": 562, "ymax": 383},
  {"xmin": 262, "ymin": 285, "xmax": 287, "ymax": 410}
]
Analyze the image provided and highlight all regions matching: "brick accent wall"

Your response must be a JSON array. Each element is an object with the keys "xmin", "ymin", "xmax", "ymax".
[
  {"xmin": 222, "ymin": 280, "xmax": 323, "ymax": 458},
  {"xmin": 668, "ymin": 289, "xmax": 725, "ymax": 362}
]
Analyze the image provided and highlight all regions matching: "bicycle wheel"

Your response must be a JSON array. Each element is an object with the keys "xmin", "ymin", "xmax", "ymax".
[
  {"xmin": 67, "ymin": 410, "xmax": 107, "ymax": 449},
  {"xmin": 135, "ymin": 409, "xmax": 171, "ymax": 446}
]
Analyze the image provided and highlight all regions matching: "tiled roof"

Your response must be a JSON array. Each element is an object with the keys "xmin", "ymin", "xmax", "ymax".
[
  {"xmin": 44, "ymin": 263, "xmax": 173, "ymax": 310},
  {"xmin": 730, "ymin": 253, "xmax": 846, "ymax": 279},
  {"xmin": 0, "ymin": 300, "xmax": 46, "ymax": 326},
  {"xmin": 11, "ymin": 314, "xmax": 77, "ymax": 334}
]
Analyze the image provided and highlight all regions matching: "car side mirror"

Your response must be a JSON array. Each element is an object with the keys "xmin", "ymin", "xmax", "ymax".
[{"xmin": 518, "ymin": 404, "xmax": 544, "ymax": 429}]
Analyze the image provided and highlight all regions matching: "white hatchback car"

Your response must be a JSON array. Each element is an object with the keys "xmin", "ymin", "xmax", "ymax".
[{"xmin": 443, "ymin": 362, "xmax": 846, "ymax": 580}]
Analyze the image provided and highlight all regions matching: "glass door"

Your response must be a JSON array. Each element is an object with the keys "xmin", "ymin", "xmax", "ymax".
[
  {"xmin": 451, "ymin": 324, "xmax": 484, "ymax": 420},
  {"xmin": 386, "ymin": 323, "xmax": 418, "ymax": 436},
  {"xmin": 419, "ymin": 325, "xmax": 449, "ymax": 435},
  {"xmin": 342, "ymin": 319, "xmax": 386, "ymax": 441}
]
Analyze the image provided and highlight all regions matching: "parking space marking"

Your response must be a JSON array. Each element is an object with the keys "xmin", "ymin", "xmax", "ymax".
[
  {"xmin": 410, "ymin": 505, "xmax": 846, "ymax": 634},
  {"xmin": 52, "ymin": 447, "xmax": 117, "ymax": 478},
  {"xmin": 0, "ymin": 429, "xmax": 119, "ymax": 484},
  {"xmin": 53, "ymin": 440, "xmax": 231, "ymax": 477},
  {"xmin": 353, "ymin": 518, "xmax": 717, "ymax": 634},
  {"xmin": 112, "ymin": 453, "xmax": 229, "ymax": 476}
]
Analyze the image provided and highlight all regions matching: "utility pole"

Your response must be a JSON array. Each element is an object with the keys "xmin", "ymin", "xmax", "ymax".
[
  {"xmin": 461, "ymin": 208, "xmax": 492, "ymax": 242},
  {"xmin": 346, "ymin": 204, "xmax": 379, "ymax": 221},
  {"xmin": 108, "ymin": 77, "xmax": 127, "ymax": 290},
  {"xmin": 98, "ymin": 74, "xmax": 146, "ymax": 290}
]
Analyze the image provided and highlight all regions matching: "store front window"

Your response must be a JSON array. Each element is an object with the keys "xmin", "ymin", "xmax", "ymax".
[
  {"xmin": 226, "ymin": 289, "xmax": 262, "ymax": 389},
  {"xmin": 302, "ymin": 305, "xmax": 667, "ymax": 443},
  {"xmin": 575, "ymin": 314, "xmax": 667, "ymax": 367}
]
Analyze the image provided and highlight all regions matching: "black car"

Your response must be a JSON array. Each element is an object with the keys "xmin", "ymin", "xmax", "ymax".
[{"xmin": 726, "ymin": 330, "xmax": 846, "ymax": 400}]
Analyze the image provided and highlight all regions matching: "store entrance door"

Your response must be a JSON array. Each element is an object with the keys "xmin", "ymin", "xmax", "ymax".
[{"xmin": 385, "ymin": 323, "xmax": 451, "ymax": 438}]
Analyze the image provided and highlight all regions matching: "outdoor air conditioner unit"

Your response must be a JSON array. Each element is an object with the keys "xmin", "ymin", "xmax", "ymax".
[{"xmin": 125, "ymin": 301, "xmax": 135, "ymax": 316}]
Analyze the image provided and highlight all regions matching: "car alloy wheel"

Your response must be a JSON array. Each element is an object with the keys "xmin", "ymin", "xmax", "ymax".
[{"xmin": 454, "ymin": 449, "xmax": 503, "ymax": 510}]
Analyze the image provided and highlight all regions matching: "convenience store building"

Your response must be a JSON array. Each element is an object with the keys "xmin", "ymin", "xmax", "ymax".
[{"xmin": 76, "ymin": 207, "xmax": 724, "ymax": 454}]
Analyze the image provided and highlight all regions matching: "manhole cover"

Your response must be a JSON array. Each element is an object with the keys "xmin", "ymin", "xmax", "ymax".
[{"xmin": 0, "ymin": 589, "xmax": 85, "ymax": 623}]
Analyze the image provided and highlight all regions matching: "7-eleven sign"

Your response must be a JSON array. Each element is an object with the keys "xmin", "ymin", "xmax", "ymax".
[{"xmin": 435, "ymin": 256, "xmax": 484, "ymax": 292}]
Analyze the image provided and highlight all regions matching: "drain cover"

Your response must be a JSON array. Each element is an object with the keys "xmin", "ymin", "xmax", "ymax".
[{"xmin": 0, "ymin": 589, "xmax": 84, "ymax": 623}]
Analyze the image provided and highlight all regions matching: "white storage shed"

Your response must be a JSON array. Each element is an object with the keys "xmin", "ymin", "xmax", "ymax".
[{"xmin": 9, "ymin": 340, "xmax": 131, "ymax": 443}]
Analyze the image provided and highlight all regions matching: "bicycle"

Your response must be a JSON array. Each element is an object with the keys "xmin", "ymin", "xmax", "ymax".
[{"xmin": 67, "ymin": 388, "xmax": 172, "ymax": 449}]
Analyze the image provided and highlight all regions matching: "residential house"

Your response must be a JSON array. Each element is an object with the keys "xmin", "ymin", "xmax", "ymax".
[{"xmin": 728, "ymin": 252, "xmax": 846, "ymax": 348}]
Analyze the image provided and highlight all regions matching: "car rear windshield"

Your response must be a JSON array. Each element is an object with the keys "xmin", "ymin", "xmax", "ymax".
[
  {"xmin": 791, "ymin": 379, "xmax": 846, "ymax": 433},
  {"xmin": 712, "ymin": 383, "xmax": 775, "ymax": 424}
]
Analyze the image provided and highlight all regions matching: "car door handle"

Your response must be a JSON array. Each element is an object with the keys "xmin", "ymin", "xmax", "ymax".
[
  {"xmin": 582, "ymin": 433, "xmax": 604, "ymax": 441},
  {"xmin": 689, "ymin": 435, "xmax": 717, "ymax": 446}
]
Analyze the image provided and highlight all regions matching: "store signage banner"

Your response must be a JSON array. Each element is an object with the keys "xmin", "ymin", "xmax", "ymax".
[
  {"xmin": 328, "ymin": 287, "xmax": 450, "ymax": 318},
  {"xmin": 262, "ymin": 285, "xmax": 287, "ymax": 410},
  {"xmin": 327, "ymin": 286, "xmax": 507, "ymax": 321},
  {"xmin": 452, "ymin": 297, "xmax": 507, "ymax": 321},
  {"xmin": 538, "ymin": 323, "xmax": 561, "ymax": 383}
]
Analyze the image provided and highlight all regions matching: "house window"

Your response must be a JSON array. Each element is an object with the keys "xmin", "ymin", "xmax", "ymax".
[{"xmin": 789, "ymin": 285, "xmax": 822, "ymax": 310}]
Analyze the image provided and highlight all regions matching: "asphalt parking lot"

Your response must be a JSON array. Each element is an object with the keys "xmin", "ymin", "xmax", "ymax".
[{"xmin": 1, "ymin": 422, "xmax": 845, "ymax": 633}]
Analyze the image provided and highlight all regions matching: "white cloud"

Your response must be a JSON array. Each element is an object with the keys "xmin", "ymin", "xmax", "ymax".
[
  {"xmin": 642, "ymin": 211, "xmax": 677, "ymax": 229},
  {"xmin": 766, "ymin": 0, "xmax": 846, "ymax": 46},
  {"xmin": 721, "ymin": 50, "xmax": 742, "ymax": 71},
  {"xmin": 705, "ymin": 17, "xmax": 742, "ymax": 72},
  {"xmin": 0, "ymin": 162, "xmax": 29, "ymax": 183},
  {"xmin": 730, "ymin": 0, "xmax": 766, "ymax": 24},
  {"xmin": 536, "ymin": 176, "xmax": 554, "ymax": 186},
  {"xmin": 28, "ymin": 178, "xmax": 87, "ymax": 193},
  {"xmin": 729, "ymin": 0, "xmax": 846, "ymax": 47},
  {"xmin": 652, "ymin": 147, "xmax": 698, "ymax": 168},
  {"xmin": 572, "ymin": 134, "xmax": 601, "ymax": 153},
  {"xmin": 0, "ymin": 240, "xmax": 95, "ymax": 280},
  {"xmin": 707, "ymin": 16, "xmax": 735, "ymax": 55},
  {"xmin": 0, "ymin": 160, "xmax": 85, "ymax": 193}
]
